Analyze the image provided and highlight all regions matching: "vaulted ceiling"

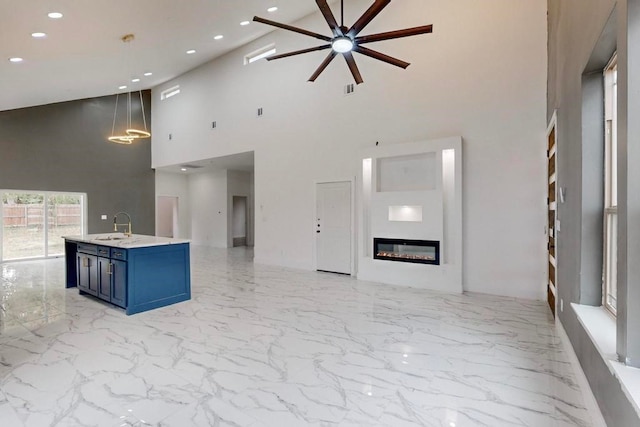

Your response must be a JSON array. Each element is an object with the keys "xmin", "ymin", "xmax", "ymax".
[{"xmin": 0, "ymin": 0, "xmax": 332, "ymax": 112}]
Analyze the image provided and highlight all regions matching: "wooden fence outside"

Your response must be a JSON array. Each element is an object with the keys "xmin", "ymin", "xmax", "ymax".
[{"xmin": 3, "ymin": 204, "xmax": 81, "ymax": 227}]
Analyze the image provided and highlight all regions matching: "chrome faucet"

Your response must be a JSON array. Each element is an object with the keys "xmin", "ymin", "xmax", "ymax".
[{"xmin": 113, "ymin": 212, "xmax": 132, "ymax": 236}]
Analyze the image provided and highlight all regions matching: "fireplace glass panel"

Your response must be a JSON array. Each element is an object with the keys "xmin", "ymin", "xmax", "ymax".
[{"xmin": 373, "ymin": 238, "xmax": 440, "ymax": 265}]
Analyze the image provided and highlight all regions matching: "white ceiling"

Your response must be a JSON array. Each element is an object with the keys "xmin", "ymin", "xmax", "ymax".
[{"xmin": 0, "ymin": 0, "xmax": 329, "ymax": 112}]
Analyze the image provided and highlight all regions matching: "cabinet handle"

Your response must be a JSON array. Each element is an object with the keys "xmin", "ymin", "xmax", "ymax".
[
  {"xmin": 114, "ymin": 252, "xmax": 122, "ymax": 257},
  {"xmin": 108, "ymin": 263, "xmax": 113, "ymax": 275}
]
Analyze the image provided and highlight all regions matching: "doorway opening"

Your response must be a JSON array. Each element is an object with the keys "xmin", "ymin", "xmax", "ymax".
[
  {"xmin": 232, "ymin": 196, "xmax": 248, "ymax": 247},
  {"xmin": 1, "ymin": 190, "xmax": 86, "ymax": 262},
  {"xmin": 157, "ymin": 196, "xmax": 179, "ymax": 238}
]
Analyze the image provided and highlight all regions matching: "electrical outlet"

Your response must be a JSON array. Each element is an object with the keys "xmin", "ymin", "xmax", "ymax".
[{"xmin": 101, "ymin": 215, "xmax": 107, "ymax": 220}]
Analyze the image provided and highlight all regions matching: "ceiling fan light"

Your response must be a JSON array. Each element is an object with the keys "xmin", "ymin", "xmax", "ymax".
[{"xmin": 332, "ymin": 37, "xmax": 353, "ymax": 53}]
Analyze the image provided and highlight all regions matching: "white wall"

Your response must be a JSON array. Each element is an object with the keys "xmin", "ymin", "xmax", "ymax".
[
  {"xmin": 152, "ymin": 0, "xmax": 547, "ymax": 299},
  {"xmin": 155, "ymin": 172, "xmax": 190, "ymax": 239},
  {"xmin": 189, "ymin": 169, "xmax": 228, "ymax": 247},
  {"xmin": 157, "ymin": 196, "xmax": 176, "ymax": 237}
]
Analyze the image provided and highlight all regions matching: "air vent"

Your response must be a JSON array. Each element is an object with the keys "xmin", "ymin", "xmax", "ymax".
[
  {"xmin": 257, "ymin": 107, "xmax": 263, "ymax": 117},
  {"xmin": 344, "ymin": 83, "xmax": 355, "ymax": 95},
  {"xmin": 180, "ymin": 164, "xmax": 204, "ymax": 170}
]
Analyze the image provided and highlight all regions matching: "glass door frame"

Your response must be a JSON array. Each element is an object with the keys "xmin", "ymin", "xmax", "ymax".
[{"xmin": 0, "ymin": 189, "xmax": 87, "ymax": 262}]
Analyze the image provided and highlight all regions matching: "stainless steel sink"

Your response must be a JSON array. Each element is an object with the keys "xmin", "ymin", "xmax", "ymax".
[{"xmin": 94, "ymin": 235, "xmax": 128, "ymax": 241}]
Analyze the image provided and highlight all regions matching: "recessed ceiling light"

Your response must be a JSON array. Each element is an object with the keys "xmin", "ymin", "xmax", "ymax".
[
  {"xmin": 31, "ymin": 32, "xmax": 47, "ymax": 38},
  {"xmin": 143, "ymin": 72, "xmax": 153, "ymax": 76},
  {"xmin": 131, "ymin": 78, "xmax": 140, "ymax": 83},
  {"xmin": 9, "ymin": 57, "xmax": 23, "ymax": 63},
  {"xmin": 48, "ymin": 12, "xmax": 63, "ymax": 19},
  {"xmin": 267, "ymin": 6, "xmax": 278, "ymax": 12},
  {"xmin": 214, "ymin": 35, "xmax": 223, "ymax": 40},
  {"xmin": 240, "ymin": 21, "xmax": 250, "ymax": 26},
  {"xmin": 181, "ymin": 168, "xmax": 187, "ymax": 172},
  {"xmin": 119, "ymin": 85, "xmax": 127, "ymax": 90},
  {"xmin": 186, "ymin": 49, "xmax": 196, "ymax": 54}
]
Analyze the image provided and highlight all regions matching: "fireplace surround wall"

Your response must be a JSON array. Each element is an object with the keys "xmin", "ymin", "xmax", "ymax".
[{"xmin": 357, "ymin": 137, "xmax": 462, "ymax": 293}]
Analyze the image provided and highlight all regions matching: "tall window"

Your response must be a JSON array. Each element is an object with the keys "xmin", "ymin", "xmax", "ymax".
[{"xmin": 603, "ymin": 54, "xmax": 618, "ymax": 315}]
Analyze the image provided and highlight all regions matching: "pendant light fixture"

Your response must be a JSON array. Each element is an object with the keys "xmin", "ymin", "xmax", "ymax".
[{"xmin": 108, "ymin": 34, "xmax": 151, "ymax": 145}]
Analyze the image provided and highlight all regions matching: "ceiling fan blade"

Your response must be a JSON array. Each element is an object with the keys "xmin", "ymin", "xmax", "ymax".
[
  {"xmin": 253, "ymin": 16, "xmax": 332, "ymax": 42},
  {"xmin": 356, "ymin": 25, "xmax": 433, "ymax": 44},
  {"xmin": 353, "ymin": 45, "xmax": 410, "ymax": 69},
  {"xmin": 343, "ymin": 52, "xmax": 364, "ymax": 84},
  {"xmin": 347, "ymin": 0, "xmax": 391, "ymax": 38},
  {"xmin": 316, "ymin": 0, "xmax": 342, "ymax": 36},
  {"xmin": 266, "ymin": 44, "xmax": 332, "ymax": 61},
  {"xmin": 309, "ymin": 51, "xmax": 338, "ymax": 82}
]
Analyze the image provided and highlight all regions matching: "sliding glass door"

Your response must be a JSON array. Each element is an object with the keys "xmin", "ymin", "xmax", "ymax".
[
  {"xmin": 1, "ymin": 191, "xmax": 85, "ymax": 261},
  {"xmin": 47, "ymin": 194, "xmax": 83, "ymax": 256}
]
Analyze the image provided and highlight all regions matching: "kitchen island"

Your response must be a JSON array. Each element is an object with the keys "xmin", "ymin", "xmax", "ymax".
[{"xmin": 64, "ymin": 233, "xmax": 191, "ymax": 315}]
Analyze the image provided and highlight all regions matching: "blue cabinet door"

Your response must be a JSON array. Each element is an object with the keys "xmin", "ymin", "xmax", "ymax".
[
  {"xmin": 98, "ymin": 257, "xmax": 112, "ymax": 301},
  {"xmin": 111, "ymin": 259, "xmax": 127, "ymax": 308},
  {"xmin": 76, "ymin": 253, "xmax": 98, "ymax": 297}
]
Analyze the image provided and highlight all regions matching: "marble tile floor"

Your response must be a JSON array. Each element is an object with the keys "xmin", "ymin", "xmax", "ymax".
[{"xmin": 0, "ymin": 246, "xmax": 594, "ymax": 427}]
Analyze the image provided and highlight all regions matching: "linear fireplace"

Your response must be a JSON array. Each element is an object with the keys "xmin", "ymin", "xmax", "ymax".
[{"xmin": 373, "ymin": 238, "xmax": 440, "ymax": 265}]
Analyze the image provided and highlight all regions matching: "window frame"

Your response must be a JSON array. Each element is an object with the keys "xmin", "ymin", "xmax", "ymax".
[{"xmin": 603, "ymin": 53, "xmax": 618, "ymax": 316}]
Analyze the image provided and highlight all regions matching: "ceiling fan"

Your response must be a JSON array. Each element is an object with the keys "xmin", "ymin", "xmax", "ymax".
[{"xmin": 253, "ymin": 0, "xmax": 433, "ymax": 84}]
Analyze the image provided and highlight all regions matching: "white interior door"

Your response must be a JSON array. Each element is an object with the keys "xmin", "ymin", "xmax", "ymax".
[{"xmin": 316, "ymin": 181, "xmax": 351, "ymax": 274}]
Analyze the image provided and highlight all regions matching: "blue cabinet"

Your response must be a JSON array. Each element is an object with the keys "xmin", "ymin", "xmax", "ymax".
[
  {"xmin": 97, "ymin": 256, "xmax": 112, "ymax": 301},
  {"xmin": 97, "ymin": 246, "xmax": 111, "ymax": 301},
  {"xmin": 111, "ymin": 258, "xmax": 127, "ymax": 308},
  {"xmin": 77, "ymin": 244, "xmax": 98, "ymax": 297},
  {"xmin": 65, "ymin": 237, "xmax": 190, "ymax": 315},
  {"xmin": 78, "ymin": 244, "xmax": 127, "ymax": 308}
]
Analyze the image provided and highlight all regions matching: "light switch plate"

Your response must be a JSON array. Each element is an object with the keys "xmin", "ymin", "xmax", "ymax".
[{"xmin": 101, "ymin": 215, "xmax": 107, "ymax": 220}]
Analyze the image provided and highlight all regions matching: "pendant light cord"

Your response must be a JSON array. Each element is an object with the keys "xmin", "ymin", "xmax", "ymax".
[
  {"xmin": 139, "ymin": 91, "xmax": 148, "ymax": 131},
  {"xmin": 341, "ymin": 0, "xmax": 344, "ymax": 27},
  {"xmin": 111, "ymin": 93, "xmax": 120, "ymax": 136}
]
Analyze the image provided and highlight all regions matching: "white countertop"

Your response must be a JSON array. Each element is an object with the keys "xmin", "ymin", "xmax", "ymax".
[{"xmin": 63, "ymin": 233, "xmax": 190, "ymax": 249}]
